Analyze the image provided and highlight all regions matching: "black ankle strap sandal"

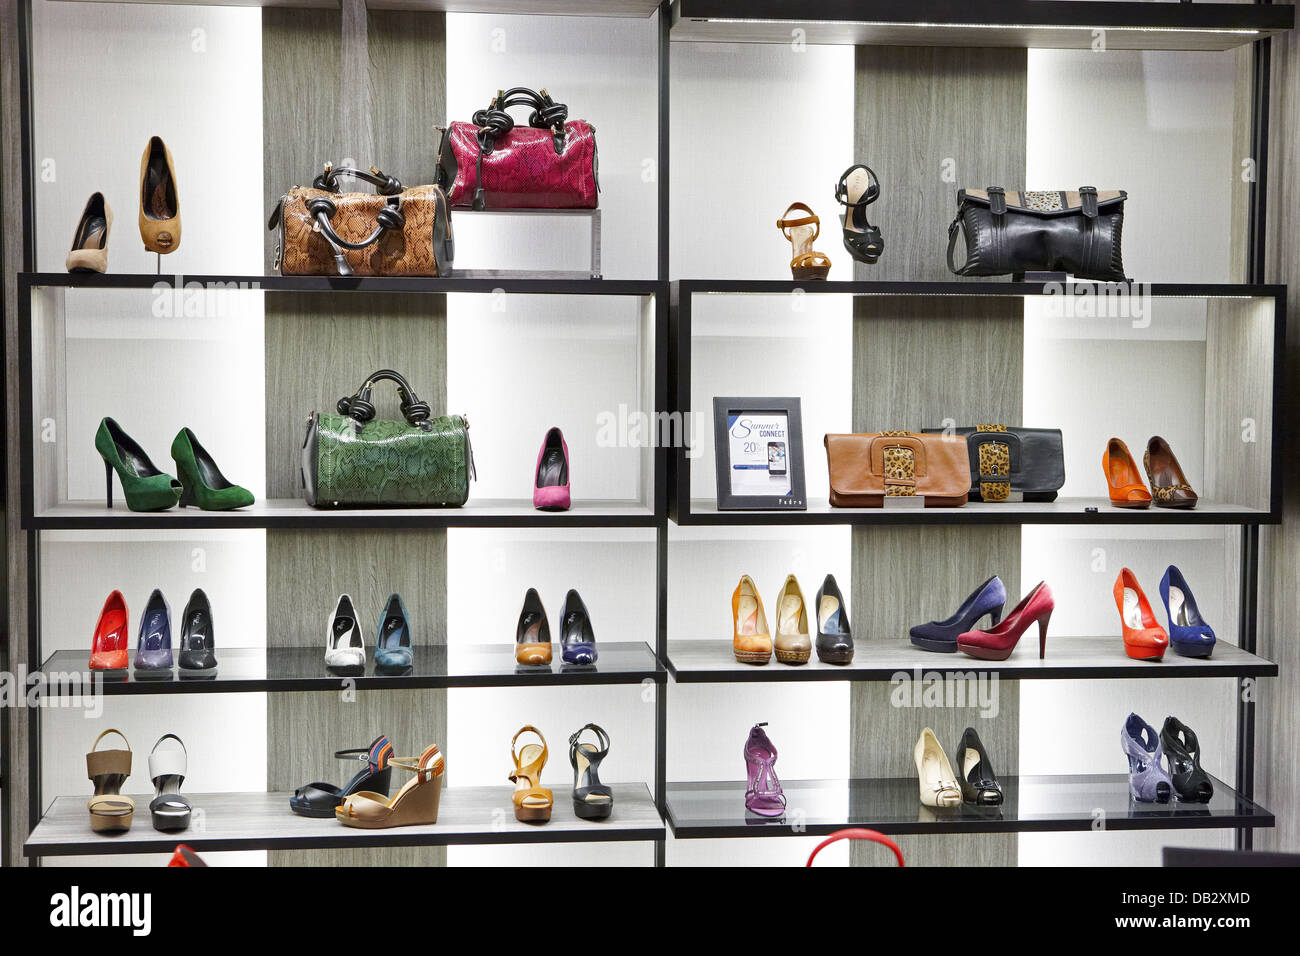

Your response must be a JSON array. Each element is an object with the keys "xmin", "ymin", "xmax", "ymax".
[{"xmin": 835, "ymin": 164, "xmax": 884, "ymax": 264}]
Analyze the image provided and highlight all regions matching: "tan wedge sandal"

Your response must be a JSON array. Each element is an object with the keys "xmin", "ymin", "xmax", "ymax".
[
  {"xmin": 776, "ymin": 202, "xmax": 832, "ymax": 280},
  {"xmin": 335, "ymin": 744, "xmax": 444, "ymax": 829},
  {"xmin": 87, "ymin": 729, "xmax": 135, "ymax": 833},
  {"xmin": 510, "ymin": 725, "xmax": 554, "ymax": 823}
]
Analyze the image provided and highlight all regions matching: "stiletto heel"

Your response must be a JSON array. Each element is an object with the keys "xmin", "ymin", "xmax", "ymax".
[
  {"xmin": 1144, "ymin": 436, "xmax": 1198, "ymax": 509},
  {"xmin": 178, "ymin": 588, "xmax": 217, "ymax": 678},
  {"xmin": 290, "ymin": 735, "xmax": 394, "ymax": 817},
  {"xmin": 510, "ymin": 726, "xmax": 553, "ymax": 823},
  {"xmin": 66, "ymin": 192, "xmax": 112, "ymax": 273},
  {"xmin": 171, "ymin": 427, "xmax": 254, "ymax": 511},
  {"xmin": 95, "ymin": 417, "xmax": 182, "ymax": 512},
  {"xmin": 834, "ymin": 164, "xmax": 884, "ymax": 264},
  {"xmin": 533, "ymin": 426, "xmax": 571, "ymax": 511},
  {"xmin": 148, "ymin": 734, "xmax": 191, "ymax": 832},
  {"xmin": 133, "ymin": 588, "xmax": 174, "ymax": 680},
  {"xmin": 914, "ymin": 727, "xmax": 961, "ymax": 809},
  {"xmin": 910, "ymin": 575, "xmax": 1007, "ymax": 653},
  {"xmin": 324, "ymin": 594, "xmax": 365, "ymax": 672},
  {"xmin": 776, "ymin": 203, "xmax": 831, "ymax": 279},
  {"xmin": 1114, "ymin": 568, "xmax": 1169, "ymax": 661},
  {"xmin": 743, "ymin": 723, "xmax": 786, "ymax": 818},
  {"xmin": 815, "ymin": 573, "xmax": 854, "ymax": 664},
  {"xmin": 956, "ymin": 581, "xmax": 1053, "ymax": 661},
  {"xmin": 954, "ymin": 727, "xmax": 1002, "ymax": 805},
  {"xmin": 515, "ymin": 588, "xmax": 553, "ymax": 667},
  {"xmin": 89, "ymin": 590, "xmax": 129, "ymax": 672},
  {"xmin": 1121, "ymin": 713, "xmax": 1172, "ymax": 803},
  {"xmin": 86, "ymin": 729, "xmax": 134, "ymax": 833},
  {"xmin": 1160, "ymin": 565, "xmax": 1216, "ymax": 659},
  {"xmin": 773, "ymin": 573, "xmax": 811, "ymax": 665},
  {"xmin": 732, "ymin": 574, "xmax": 772, "ymax": 664},
  {"xmin": 569, "ymin": 723, "xmax": 613, "ymax": 820},
  {"xmin": 104, "ymin": 459, "xmax": 113, "ymax": 508},
  {"xmin": 1160, "ymin": 716, "xmax": 1214, "ymax": 802},
  {"xmin": 560, "ymin": 588, "xmax": 598, "ymax": 667},
  {"xmin": 374, "ymin": 592, "xmax": 413, "ymax": 674},
  {"xmin": 1102, "ymin": 437, "xmax": 1151, "ymax": 508},
  {"xmin": 336, "ymin": 744, "xmax": 443, "ymax": 829}
]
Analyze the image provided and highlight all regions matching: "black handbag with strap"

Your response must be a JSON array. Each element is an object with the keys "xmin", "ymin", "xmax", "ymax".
[
  {"xmin": 921, "ymin": 425, "xmax": 1065, "ymax": 503},
  {"xmin": 947, "ymin": 187, "xmax": 1127, "ymax": 281}
]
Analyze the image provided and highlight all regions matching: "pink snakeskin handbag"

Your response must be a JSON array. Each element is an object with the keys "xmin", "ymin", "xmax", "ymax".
[{"xmin": 437, "ymin": 87, "xmax": 598, "ymax": 210}]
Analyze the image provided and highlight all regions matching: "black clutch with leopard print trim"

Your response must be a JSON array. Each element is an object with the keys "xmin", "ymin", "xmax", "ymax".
[
  {"xmin": 922, "ymin": 425, "xmax": 1065, "ymax": 503},
  {"xmin": 947, "ymin": 187, "xmax": 1126, "ymax": 281}
]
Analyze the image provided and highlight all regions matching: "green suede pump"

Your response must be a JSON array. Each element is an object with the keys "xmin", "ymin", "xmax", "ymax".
[
  {"xmin": 171, "ymin": 427, "xmax": 254, "ymax": 511},
  {"xmin": 95, "ymin": 417, "xmax": 182, "ymax": 512}
]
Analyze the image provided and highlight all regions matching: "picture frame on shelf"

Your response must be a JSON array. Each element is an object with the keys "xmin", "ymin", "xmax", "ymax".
[{"xmin": 711, "ymin": 397, "xmax": 807, "ymax": 511}]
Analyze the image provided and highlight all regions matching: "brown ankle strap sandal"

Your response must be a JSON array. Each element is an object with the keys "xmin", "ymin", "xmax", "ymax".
[{"xmin": 777, "ymin": 202, "xmax": 832, "ymax": 280}]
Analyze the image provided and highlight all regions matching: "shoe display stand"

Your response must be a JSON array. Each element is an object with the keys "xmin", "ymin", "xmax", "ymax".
[{"xmin": 3, "ymin": 0, "xmax": 1292, "ymax": 867}]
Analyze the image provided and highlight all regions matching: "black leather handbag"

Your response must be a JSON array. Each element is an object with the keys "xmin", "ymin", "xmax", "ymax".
[
  {"xmin": 921, "ymin": 425, "xmax": 1065, "ymax": 503},
  {"xmin": 947, "ymin": 187, "xmax": 1127, "ymax": 281}
]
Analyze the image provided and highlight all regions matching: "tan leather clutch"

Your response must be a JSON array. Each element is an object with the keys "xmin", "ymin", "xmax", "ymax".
[{"xmin": 824, "ymin": 431, "xmax": 971, "ymax": 508}]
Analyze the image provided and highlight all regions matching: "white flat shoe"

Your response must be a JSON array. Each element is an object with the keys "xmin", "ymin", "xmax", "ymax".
[
  {"xmin": 773, "ymin": 573, "xmax": 811, "ymax": 665},
  {"xmin": 325, "ymin": 594, "xmax": 365, "ymax": 670},
  {"xmin": 914, "ymin": 727, "xmax": 961, "ymax": 808}
]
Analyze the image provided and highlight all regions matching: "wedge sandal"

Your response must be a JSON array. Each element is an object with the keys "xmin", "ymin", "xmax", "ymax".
[
  {"xmin": 335, "ymin": 744, "xmax": 444, "ymax": 829},
  {"xmin": 149, "ymin": 733, "xmax": 192, "ymax": 832},
  {"xmin": 290, "ymin": 734, "xmax": 394, "ymax": 818},
  {"xmin": 510, "ymin": 725, "xmax": 553, "ymax": 823},
  {"xmin": 87, "ymin": 728, "xmax": 134, "ymax": 833}
]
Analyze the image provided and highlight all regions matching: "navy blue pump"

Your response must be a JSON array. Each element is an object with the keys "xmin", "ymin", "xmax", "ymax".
[
  {"xmin": 1159, "ymin": 566, "xmax": 1216, "ymax": 659},
  {"xmin": 134, "ymin": 588, "xmax": 174, "ymax": 679},
  {"xmin": 910, "ymin": 575, "xmax": 1006, "ymax": 653},
  {"xmin": 560, "ymin": 589, "xmax": 597, "ymax": 667},
  {"xmin": 374, "ymin": 593, "xmax": 413, "ymax": 673}
]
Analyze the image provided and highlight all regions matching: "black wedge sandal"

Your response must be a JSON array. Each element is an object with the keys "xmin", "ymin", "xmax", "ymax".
[
  {"xmin": 835, "ymin": 164, "xmax": 884, "ymax": 264},
  {"xmin": 569, "ymin": 723, "xmax": 613, "ymax": 820},
  {"xmin": 290, "ymin": 735, "xmax": 395, "ymax": 818},
  {"xmin": 1160, "ymin": 716, "xmax": 1214, "ymax": 802},
  {"xmin": 954, "ymin": 726, "xmax": 1003, "ymax": 806}
]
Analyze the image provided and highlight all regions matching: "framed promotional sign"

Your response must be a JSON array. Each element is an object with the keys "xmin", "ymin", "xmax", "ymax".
[{"xmin": 712, "ymin": 397, "xmax": 807, "ymax": 511}]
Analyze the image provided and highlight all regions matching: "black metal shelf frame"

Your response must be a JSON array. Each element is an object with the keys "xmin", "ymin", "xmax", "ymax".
[{"xmin": 9, "ymin": 0, "xmax": 1287, "ymax": 864}]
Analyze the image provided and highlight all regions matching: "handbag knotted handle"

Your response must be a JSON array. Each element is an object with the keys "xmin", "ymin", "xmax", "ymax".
[
  {"xmin": 306, "ymin": 164, "xmax": 408, "ymax": 277},
  {"xmin": 470, "ymin": 87, "xmax": 569, "ymax": 210},
  {"xmin": 337, "ymin": 369, "xmax": 433, "ymax": 429}
]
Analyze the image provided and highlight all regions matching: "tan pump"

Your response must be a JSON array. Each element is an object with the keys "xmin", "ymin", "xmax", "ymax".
[
  {"xmin": 773, "ymin": 573, "xmax": 812, "ymax": 665},
  {"xmin": 87, "ymin": 728, "xmax": 135, "ymax": 832},
  {"xmin": 139, "ymin": 136, "xmax": 181, "ymax": 254},
  {"xmin": 66, "ymin": 192, "xmax": 112, "ymax": 273},
  {"xmin": 732, "ymin": 574, "xmax": 772, "ymax": 665},
  {"xmin": 510, "ymin": 725, "xmax": 554, "ymax": 822},
  {"xmin": 335, "ymin": 744, "xmax": 444, "ymax": 829}
]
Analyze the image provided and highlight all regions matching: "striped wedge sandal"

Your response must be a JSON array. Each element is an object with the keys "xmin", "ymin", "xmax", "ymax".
[{"xmin": 335, "ymin": 744, "xmax": 443, "ymax": 829}]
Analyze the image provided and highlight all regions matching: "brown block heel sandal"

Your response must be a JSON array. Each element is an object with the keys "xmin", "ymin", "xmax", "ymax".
[
  {"xmin": 510, "ymin": 725, "xmax": 554, "ymax": 823},
  {"xmin": 87, "ymin": 729, "xmax": 135, "ymax": 833},
  {"xmin": 777, "ymin": 203, "xmax": 832, "ymax": 280},
  {"xmin": 335, "ymin": 744, "xmax": 444, "ymax": 829}
]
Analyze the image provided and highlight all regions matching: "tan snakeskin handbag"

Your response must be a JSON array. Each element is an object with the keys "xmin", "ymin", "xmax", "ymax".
[{"xmin": 269, "ymin": 164, "xmax": 454, "ymax": 277}]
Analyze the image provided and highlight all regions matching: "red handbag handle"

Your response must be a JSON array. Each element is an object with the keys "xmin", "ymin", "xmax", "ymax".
[{"xmin": 805, "ymin": 828, "xmax": 904, "ymax": 867}]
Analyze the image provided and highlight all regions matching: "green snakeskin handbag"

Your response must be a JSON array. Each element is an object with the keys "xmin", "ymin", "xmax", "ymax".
[{"xmin": 301, "ymin": 369, "xmax": 475, "ymax": 507}]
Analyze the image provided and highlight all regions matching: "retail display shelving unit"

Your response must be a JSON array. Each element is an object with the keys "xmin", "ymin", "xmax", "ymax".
[{"xmin": 10, "ymin": 0, "xmax": 1291, "ymax": 865}]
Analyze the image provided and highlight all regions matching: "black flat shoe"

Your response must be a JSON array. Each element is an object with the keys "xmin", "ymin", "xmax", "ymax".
[
  {"xmin": 177, "ymin": 588, "xmax": 217, "ymax": 678},
  {"xmin": 954, "ymin": 726, "xmax": 1003, "ymax": 805},
  {"xmin": 1160, "ymin": 716, "xmax": 1214, "ymax": 802},
  {"xmin": 814, "ymin": 573, "xmax": 853, "ymax": 664},
  {"xmin": 835, "ymin": 163, "xmax": 884, "ymax": 264},
  {"xmin": 289, "ymin": 735, "xmax": 394, "ymax": 817},
  {"xmin": 569, "ymin": 723, "xmax": 613, "ymax": 820},
  {"xmin": 560, "ymin": 588, "xmax": 597, "ymax": 667}
]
